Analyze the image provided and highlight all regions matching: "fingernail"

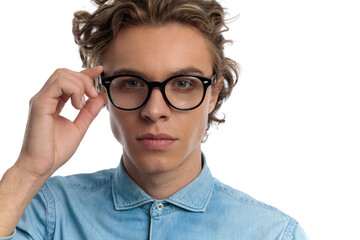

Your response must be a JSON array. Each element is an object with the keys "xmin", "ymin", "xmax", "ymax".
[
  {"xmin": 81, "ymin": 95, "xmax": 86, "ymax": 107},
  {"xmin": 91, "ymin": 86, "xmax": 98, "ymax": 95}
]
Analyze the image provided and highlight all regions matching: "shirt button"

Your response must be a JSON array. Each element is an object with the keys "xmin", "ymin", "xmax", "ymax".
[{"xmin": 156, "ymin": 203, "xmax": 164, "ymax": 211}]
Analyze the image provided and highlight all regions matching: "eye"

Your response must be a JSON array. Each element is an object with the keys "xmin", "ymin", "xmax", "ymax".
[
  {"xmin": 123, "ymin": 80, "xmax": 143, "ymax": 88},
  {"xmin": 171, "ymin": 78, "xmax": 196, "ymax": 89},
  {"xmin": 111, "ymin": 76, "xmax": 145, "ymax": 91},
  {"xmin": 174, "ymin": 80, "xmax": 191, "ymax": 88}
]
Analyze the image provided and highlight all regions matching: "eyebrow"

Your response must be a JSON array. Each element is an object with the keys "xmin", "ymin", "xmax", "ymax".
[
  {"xmin": 171, "ymin": 67, "xmax": 205, "ymax": 76},
  {"xmin": 109, "ymin": 67, "xmax": 205, "ymax": 80}
]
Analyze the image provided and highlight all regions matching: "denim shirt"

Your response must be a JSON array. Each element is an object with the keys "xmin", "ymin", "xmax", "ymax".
[{"xmin": 3, "ymin": 157, "xmax": 308, "ymax": 240}]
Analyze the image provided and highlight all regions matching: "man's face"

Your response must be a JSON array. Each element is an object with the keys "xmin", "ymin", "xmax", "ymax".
[{"xmin": 103, "ymin": 24, "xmax": 221, "ymax": 176}]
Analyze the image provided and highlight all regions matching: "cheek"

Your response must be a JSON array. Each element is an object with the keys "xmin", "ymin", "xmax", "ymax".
[
  {"xmin": 109, "ymin": 111, "xmax": 122, "ymax": 144},
  {"xmin": 108, "ymin": 108, "xmax": 131, "ymax": 145},
  {"xmin": 183, "ymin": 101, "xmax": 210, "ymax": 143}
]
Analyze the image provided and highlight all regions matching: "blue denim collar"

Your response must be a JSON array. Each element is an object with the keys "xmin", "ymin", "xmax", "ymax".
[{"xmin": 112, "ymin": 154, "xmax": 214, "ymax": 212}]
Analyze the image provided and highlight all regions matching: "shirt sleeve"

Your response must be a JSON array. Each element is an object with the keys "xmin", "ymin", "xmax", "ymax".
[
  {"xmin": 0, "ymin": 183, "xmax": 56, "ymax": 240},
  {"xmin": 292, "ymin": 223, "xmax": 309, "ymax": 240},
  {"xmin": 281, "ymin": 218, "xmax": 308, "ymax": 240}
]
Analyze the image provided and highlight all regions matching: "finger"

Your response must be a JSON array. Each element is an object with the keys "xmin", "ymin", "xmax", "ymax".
[
  {"xmin": 38, "ymin": 77, "xmax": 84, "ymax": 112},
  {"xmin": 41, "ymin": 68, "xmax": 75, "ymax": 91},
  {"xmin": 52, "ymin": 69, "xmax": 93, "ymax": 100},
  {"xmin": 73, "ymin": 92, "xmax": 108, "ymax": 137},
  {"xmin": 67, "ymin": 66, "xmax": 103, "ymax": 99},
  {"xmin": 43, "ymin": 67, "xmax": 101, "ymax": 99},
  {"xmin": 80, "ymin": 65, "xmax": 103, "ymax": 79},
  {"xmin": 34, "ymin": 67, "xmax": 103, "ymax": 116},
  {"xmin": 71, "ymin": 73, "xmax": 99, "ymax": 100},
  {"xmin": 54, "ymin": 95, "xmax": 70, "ymax": 116},
  {"xmin": 58, "ymin": 79, "xmax": 84, "ymax": 110}
]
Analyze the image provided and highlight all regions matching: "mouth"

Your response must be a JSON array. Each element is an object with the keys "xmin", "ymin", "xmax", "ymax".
[{"xmin": 136, "ymin": 133, "xmax": 178, "ymax": 150}]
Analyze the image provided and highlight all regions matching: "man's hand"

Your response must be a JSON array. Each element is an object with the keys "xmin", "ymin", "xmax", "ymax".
[
  {"xmin": 0, "ymin": 66, "xmax": 107, "ymax": 237},
  {"xmin": 17, "ymin": 66, "xmax": 107, "ymax": 178}
]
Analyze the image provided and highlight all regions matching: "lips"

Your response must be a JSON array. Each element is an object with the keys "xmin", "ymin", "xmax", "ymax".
[{"xmin": 136, "ymin": 133, "xmax": 178, "ymax": 150}]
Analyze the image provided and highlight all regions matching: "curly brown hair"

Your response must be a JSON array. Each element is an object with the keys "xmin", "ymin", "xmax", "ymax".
[{"xmin": 72, "ymin": 0, "xmax": 239, "ymax": 133}]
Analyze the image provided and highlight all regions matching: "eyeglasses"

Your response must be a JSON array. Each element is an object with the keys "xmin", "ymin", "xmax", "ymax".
[{"xmin": 99, "ymin": 74, "xmax": 216, "ymax": 111}]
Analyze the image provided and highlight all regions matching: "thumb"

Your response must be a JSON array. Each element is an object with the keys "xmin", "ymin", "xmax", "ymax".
[
  {"xmin": 80, "ymin": 66, "xmax": 103, "ymax": 79},
  {"xmin": 73, "ymin": 92, "xmax": 108, "ymax": 137}
]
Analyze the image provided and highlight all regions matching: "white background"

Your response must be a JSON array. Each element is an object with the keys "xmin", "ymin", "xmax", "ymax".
[{"xmin": 1, "ymin": 1, "xmax": 359, "ymax": 239}]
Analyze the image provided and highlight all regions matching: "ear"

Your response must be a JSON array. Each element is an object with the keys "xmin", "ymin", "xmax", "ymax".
[
  {"xmin": 208, "ymin": 76, "xmax": 224, "ymax": 113},
  {"xmin": 105, "ymin": 99, "xmax": 110, "ymax": 111}
]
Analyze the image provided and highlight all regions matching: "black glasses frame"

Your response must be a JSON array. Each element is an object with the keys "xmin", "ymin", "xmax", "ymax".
[{"xmin": 100, "ymin": 74, "xmax": 216, "ymax": 111}]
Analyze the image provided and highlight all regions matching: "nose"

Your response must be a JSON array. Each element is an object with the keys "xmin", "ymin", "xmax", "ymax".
[{"xmin": 140, "ymin": 88, "xmax": 171, "ymax": 121}]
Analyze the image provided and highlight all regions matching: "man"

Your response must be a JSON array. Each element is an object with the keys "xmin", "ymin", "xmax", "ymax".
[{"xmin": 0, "ymin": 0, "xmax": 307, "ymax": 239}]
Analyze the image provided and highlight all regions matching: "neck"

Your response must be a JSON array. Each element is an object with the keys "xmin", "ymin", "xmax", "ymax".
[{"xmin": 123, "ymin": 149, "xmax": 202, "ymax": 200}]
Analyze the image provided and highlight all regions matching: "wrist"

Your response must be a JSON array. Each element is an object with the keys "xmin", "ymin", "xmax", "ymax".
[
  {"xmin": 14, "ymin": 153, "xmax": 54, "ymax": 182},
  {"xmin": 0, "ymin": 164, "xmax": 46, "ymax": 238}
]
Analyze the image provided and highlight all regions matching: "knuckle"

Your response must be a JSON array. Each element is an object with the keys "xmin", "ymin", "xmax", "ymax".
[
  {"xmin": 29, "ymin": 92, "xmax": 41, "ymax": 105},
  {"xmin": 29, "ymin": 91, "xmax": 42, "ymax": 107},
  {"xmin": 29, "ymin": 96, "xmax": 42, "ymax": 112},
  {"xmin": 53, "ymin": 68, "xmax": 70, "ymax": 79},
  {"xmin": 29, "ymin": 95, "xmax": 36, "ymax": 107},
  {"xmin": 54, "ymin": 68, "xmax": 64, "ymax": 76},
  {"xmin": 54, "ymin": 67, "xmax": 68, "ymax": 73}
]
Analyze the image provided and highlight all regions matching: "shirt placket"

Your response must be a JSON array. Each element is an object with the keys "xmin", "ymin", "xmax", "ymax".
[{"xmin": 148, "ymin": 200, "xmax": 167, "ymax": 240}]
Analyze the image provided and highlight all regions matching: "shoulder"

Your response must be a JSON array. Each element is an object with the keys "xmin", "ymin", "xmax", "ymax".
[
  {"xmin": 39, "ymin": 168, "xmax": 117, "ymax": 218},
  {"xmin": 45, "ymin": 168, "xmax": 115, "ymax": 192},
  {"xmin": 16, "ymin": 169, "xmax": 117, "ymax": 239},
  {"xmin": 210, "ymin": 178, "xmax": 308, "ymax": 240},
  {"xmin": 212, "ymin": 178, "xmax": 284, "ymax": 215},
  {"xmin": 36, "ymin": 168, "xmax": 116, "ymax": 206}
]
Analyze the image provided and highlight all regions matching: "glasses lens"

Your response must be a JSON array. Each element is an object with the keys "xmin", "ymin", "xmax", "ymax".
[
  {"xmin": 165, "ymin": 76, "xmax": 204, "ymax": 109},
  {"xmin": 109, "ymin": 76, "xmax": 148, "ymax": 109}
]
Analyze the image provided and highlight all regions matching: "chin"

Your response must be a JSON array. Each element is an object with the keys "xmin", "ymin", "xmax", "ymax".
[{"xmin": 125, "ymin": 148, "xmax": 184, "ymax": 174}]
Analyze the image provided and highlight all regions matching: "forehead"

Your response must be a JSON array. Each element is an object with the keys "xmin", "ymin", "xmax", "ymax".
[{"xmin": 103, "ymin": 24, "xmax": 213, "ymax": 79}]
